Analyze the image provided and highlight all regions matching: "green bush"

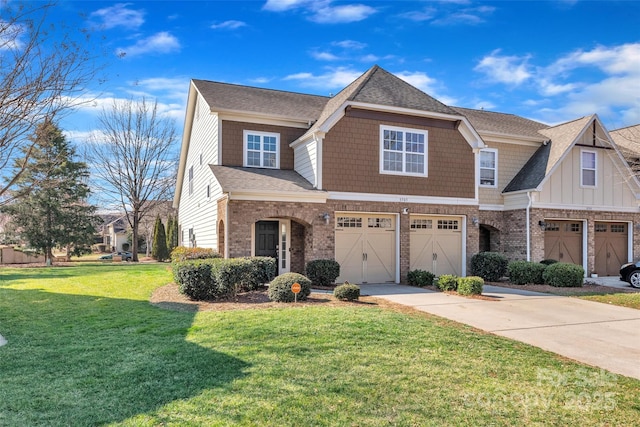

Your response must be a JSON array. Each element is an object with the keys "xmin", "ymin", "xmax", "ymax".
[
  {"xmin": 170, "ymin": 246, "xmax": 222, "ymax": 262},
  {"xmin": 212, "ymin": 257, "xmax": 278, "ymax": 297},
  {"xmin": 540, "ymin": 259, "xmax": 558, "ymax": 266},
  {"xmin": 436, "ymin": 274, "xmax": 458, "ymax": 291},
  {"xmin": 470, "ymin": 252, "xmax": 509, "ymax": 282},
  {"xmin": 543, "ymin": 263, "xmax": 584, "ymax": 287},
  {"xmin": 244, "ymin": 257, "xmax": 277, "ymax": 289},
  {"xmin": 457, "ymin": 276, "xmax": 484, "ymax": 295},
  {"xmin": 407, "ymin": 269, "xmax": 435, "ymax": 287},
  {"xmin": 334, "ymin": 282, "xmax": 360, "ymax": 301},
  {"xmin": 305, "ymin": 259, "xmax": 340, "ymax": 286},
  {"xmin": 507, "ymin": 260, "xmax": 546, "ymax": 285},
  {"xmin": 172, "ymin": 259, "xmax": 222, "ymax": 300},
  {"xmin": 268, "ymin": 273, "xmax": 312, "ymax": 302}
]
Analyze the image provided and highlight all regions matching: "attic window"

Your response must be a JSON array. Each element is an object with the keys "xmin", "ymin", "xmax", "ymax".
[
  {"xmin": 380, "ymin": 125, "xmax": 428, "ymax": 177},
  {"xmin": 479, "ymin": 149, "xmax": 497, "ymax": 188},
  {"xmin": 581, "ymin": 149, "xmax": 597, "ymax": 187},
  {"xmin": 244, "ymin": 130, "xmax": 279, "ymax": 169}
]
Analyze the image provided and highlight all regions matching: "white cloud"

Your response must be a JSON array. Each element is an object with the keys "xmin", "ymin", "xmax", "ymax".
[
  {"xmin": 332, "ymin": 40, "xmax": 367, "ymax": 50},
  {"xmin": 263, "ymin": 0, "xmax": 376, "ymax": 23},
  {"xmin": 262, "ymin": 0, "xmax": 308, "ymax": 12},
  {"xmin": 401, "ymin": 5, "xmax": 494, "ymax": 25},
  {"xmin": 284, "ymin": 67, "xmax": 364, "ymax": 90},
  {"xmin": 90, "ymin": 3, "xmax": 145, "ymax": 30},
  {"xmin": 474, "ymin": 50, "xmax": 532, "ymax": 85},
  {"xmin": 210, "ymin": 20, "xmax": 247, "ymax": 30},
  {"xmin": 311, "ymin": 50, "xmax": 341, "ymax": 61},
  {"xmin": 116, "ymin": 32, "xmax": 181, "ymax": 58},
  {"xmin": 310, "ymin": 4, "xmax": 377, "ymax": 23}
]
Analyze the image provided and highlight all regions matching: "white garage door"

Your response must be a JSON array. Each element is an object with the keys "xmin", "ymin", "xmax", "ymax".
[
  {"xmin": 410, "ymin": 216, "xmax": 462, "ymax": 276},
  {"xmin": 335, "ymin": 214, "xmax": 396, "ymax": 284}
]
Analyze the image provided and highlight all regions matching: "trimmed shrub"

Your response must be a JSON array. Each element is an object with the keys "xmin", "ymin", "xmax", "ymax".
[
  {"xmin": 457, "ymin": 276, "xmax": 484, "ymax": 295},
  {"xmin": 334, "ymin": 282, "xmax": 360, "ymax": 301},
  {"xmin": 540, "ymin": 259, "xmax": 558, "ymax": 266},
  {"xmin": 470, "ymin": 252, "xmax": 509, "ymax": 282},
  {"xmin": 305, "ymin": 259, "xmax": 340, "ymax": 286},
  {"xmin": 170, "ymin": 246, "xmax": 221, "ymax": 263},
  {"xmin": 507, "ymin": 260, "xmax": 547, "ymax": 285},
  {"xmin": 543, "ymin": 262, "xmax": 584, "ymax": 287},
  {"xmin": 407, "ymin": 269, "xmax": 435, "ymax": 287},
  {"xmin": 244, "ymin": 257, "xmax": 277, "ymax": 290},
  {"xmin": 437, "ymin": 274, "xmax": 458, "ymax": 291},
  {"xmin": 172, "ymin": 259, "xmax": 222, "ymax": 300},
  {"xmin": 268, "ymin": 273, "xmax": 312, "ymax": 302}
]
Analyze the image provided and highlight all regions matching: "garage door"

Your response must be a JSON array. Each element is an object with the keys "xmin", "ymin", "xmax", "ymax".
[
  {"xmin": 544, "ymin": 221, "xmax": 582, "ymax": 266},
  {"xmin": 594, "ymin": 222, "xmax": 627, "ymax": 276},
  {"xmin": 410, "ymin": 216, "xmax": 462, "ymax": 276},
  {"xmin": 335, "ymin": 214, "xmax": 395, "ymax": 283}
]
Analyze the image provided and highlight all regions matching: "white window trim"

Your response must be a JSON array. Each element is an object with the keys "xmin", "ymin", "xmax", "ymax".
[
  {"xmin": 243, "ymin": 130, "xmax": 280, "ymax": 169},
  {"xmin": 188, "ymin": 165, "xmax": 194, "ymax": 196},
  {"xmin": 379, "ymin": 125, "xmax": 428, "ymax": 177},
  {"xmin": 479, "ymin": 148, "xmax": 498, "ymax": 188},
  {"xmin": 580, "ymin": 149, "xmax": 597, "ymax": 188}
]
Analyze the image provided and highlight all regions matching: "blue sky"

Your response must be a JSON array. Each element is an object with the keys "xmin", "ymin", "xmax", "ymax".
[{"xmin": 49, "ymin": 0, "xmax": 640, "ymax": 143}]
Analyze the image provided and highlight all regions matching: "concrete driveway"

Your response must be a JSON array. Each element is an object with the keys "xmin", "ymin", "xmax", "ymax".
[{"xmin": 360, "ymin": 284, "xmax": 640, "ymax": 380}]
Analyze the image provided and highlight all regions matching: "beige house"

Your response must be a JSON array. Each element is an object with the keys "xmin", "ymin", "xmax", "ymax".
[{"xmin": 174, "ymin": 65, "xmax": 640, "ymax": 282}]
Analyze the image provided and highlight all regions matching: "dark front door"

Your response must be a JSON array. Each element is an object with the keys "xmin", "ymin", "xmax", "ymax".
[{"xmin": 255, "ymin": 221, "xmax": 279, "ymax": 259}]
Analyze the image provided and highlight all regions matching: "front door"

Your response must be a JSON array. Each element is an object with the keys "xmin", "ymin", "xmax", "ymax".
[{"xmin": 255, "ymin": 221, "xmax": 279, "ymax": 259}]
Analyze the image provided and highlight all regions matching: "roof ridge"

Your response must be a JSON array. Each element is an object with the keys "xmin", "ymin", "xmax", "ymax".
[
  {"xmin": 611, "ymin": 123, "xmax": 640, "ymax": 132},
  {"xmin": 544, "ymin": 114, "xmax": 593, "ymax": 130}
]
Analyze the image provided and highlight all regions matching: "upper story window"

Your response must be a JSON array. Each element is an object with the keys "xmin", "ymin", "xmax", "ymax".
[
  {"xmin": 479, "ymin": 149, "xmax": 498, "ymax": 187},
  {"xmin": 380, "ymin": 125, "xmax": 428, "ymax": 177},
  {"xmin": 581, "ymin": 149, "xmax": 597, "ymax": 187},
  {"xmin": 188, "ymin": 166, "xmax": 194, "ymax": 195},
  {"xmin": 244, "ymin": 130, "xmax": 279, "ymax": 169}
]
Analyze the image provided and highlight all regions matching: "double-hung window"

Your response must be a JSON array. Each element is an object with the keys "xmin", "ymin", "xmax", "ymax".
[
  {"xmin": 244, "ymin": 130, "xmax": 279, "ymax": 169},
  {"xmin": 479, "ymin": 149, "xmax": 498, "ymax": 187},
  {"xmin": 380, "ymin": 125, "xmax": 428, "ymax": 177},
  {"xmin": 581, "ymin": 149, "xmax": 597, "ymax": 187}
]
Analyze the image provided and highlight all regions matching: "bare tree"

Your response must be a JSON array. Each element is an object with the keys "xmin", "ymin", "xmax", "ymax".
[
  {"xmin": 88, "ymin": 98, "xmax": 178, "ymax": 262},
  {"xmin": 0, "ymin": 1, "xmax": 97, "ymax": 202}
]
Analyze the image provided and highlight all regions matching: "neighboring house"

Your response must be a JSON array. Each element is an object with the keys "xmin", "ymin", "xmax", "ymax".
[
  {"xmin": 174, "ymin": 65, "xmax": 640, "ymax": 283},
  {"xmin": 100, "ymin": 215, "xmax": 128, "ymax": 252}
]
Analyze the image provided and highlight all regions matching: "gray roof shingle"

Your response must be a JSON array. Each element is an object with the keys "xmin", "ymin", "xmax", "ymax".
[
  {"xmin": 210, "ymin": 166, "xmax": 326, "ymax": 196},
  {"xmin": 453, "ymin": 107, "xmax": 548, "ymax": 140},
  {"xmin": 192, "ymin": 79, "xmax": 329, "ymax": 122}
]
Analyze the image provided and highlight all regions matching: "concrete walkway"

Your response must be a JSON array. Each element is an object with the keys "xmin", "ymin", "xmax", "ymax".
[{"xmin": 360, "ymin": 284, "xmax": 640, "ymax": 380}]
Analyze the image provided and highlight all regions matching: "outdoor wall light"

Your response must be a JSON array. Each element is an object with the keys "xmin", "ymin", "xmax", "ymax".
[
  {"xmin": 471, "ymin": 217, "xmax": 479, "ymax": 227},
  {"xmin": 321, "ymin": 213, "xmax": 330, "ymax": 224},
  {"xmin": 539, "ymin": 220, "xmax": 548, "ymax": 231},
  {"xmin": 402, "ymin": 207, "xmax": 409, "ymax": 215}
]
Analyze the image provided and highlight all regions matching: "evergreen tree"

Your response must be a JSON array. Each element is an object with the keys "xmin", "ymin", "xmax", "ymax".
[
  {"xmin": 166, "ymin": 214, "xmax": 178, "ymax": 253},
  {"xmin": 152, "ymin": 215, "xmax": 169, "ymax": 262},
  {"xmin": 2, "ymin": 121, "xmax": 99, "ymax": 263}
]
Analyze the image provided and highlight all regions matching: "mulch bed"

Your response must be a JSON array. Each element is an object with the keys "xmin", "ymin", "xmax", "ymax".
[{"xmin": 150, "ymin": 283, "xmax": 389, "ymax": 312}]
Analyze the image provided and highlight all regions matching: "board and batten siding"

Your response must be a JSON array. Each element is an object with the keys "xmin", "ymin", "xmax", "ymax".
[
  {"xmin": 538, "ymin": 146, "xmax": 638, "ymax": 209},
  {"xmin": 294, "ymin": 139, "xmax": 318, "ymax": 187},
  {"xmin": 177, "ymin": 92, "xmax": 220, "ymax": 250}
]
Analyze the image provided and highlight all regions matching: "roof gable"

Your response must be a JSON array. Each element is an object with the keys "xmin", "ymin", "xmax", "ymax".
[{"xmin": 504, "ymin": 115, "xmax": 597, "ymax": 193}]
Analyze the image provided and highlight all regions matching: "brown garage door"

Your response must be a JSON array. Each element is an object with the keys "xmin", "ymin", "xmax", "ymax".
[
  {"xmin": 594, "ymin": 222, "xmax": 627, "ymax": 276},
  {"xmin": 544, "ymin": 221, "xmax": 582, "ymax": 266}
]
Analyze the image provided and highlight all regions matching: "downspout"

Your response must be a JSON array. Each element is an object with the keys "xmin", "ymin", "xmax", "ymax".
[
  {"xmin": 526, "ymin": 191, "xmax": 532, "ymax": 261},
  {"xmin": 225, "ymin": 193, "xmax": 230, "ymax": 259}
]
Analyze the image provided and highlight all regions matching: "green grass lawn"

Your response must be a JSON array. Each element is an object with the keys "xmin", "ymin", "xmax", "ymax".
[
  {"xmin": 578, "ymin": 292, "xmax": 640, "ymax": 310},
  {"xmin": 1, "ymin": 264, "xmax": 639, "ymax": 426}
]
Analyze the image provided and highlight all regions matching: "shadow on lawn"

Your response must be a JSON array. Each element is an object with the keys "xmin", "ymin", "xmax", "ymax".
[{"xmin": 0, "ymin": 287, "xmax": 248, "ymax": 425}]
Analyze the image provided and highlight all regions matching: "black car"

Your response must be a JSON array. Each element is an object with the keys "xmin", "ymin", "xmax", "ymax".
[{"xmin": 619, "ymin": 261, "xmax": 640, "ymax": 288}]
